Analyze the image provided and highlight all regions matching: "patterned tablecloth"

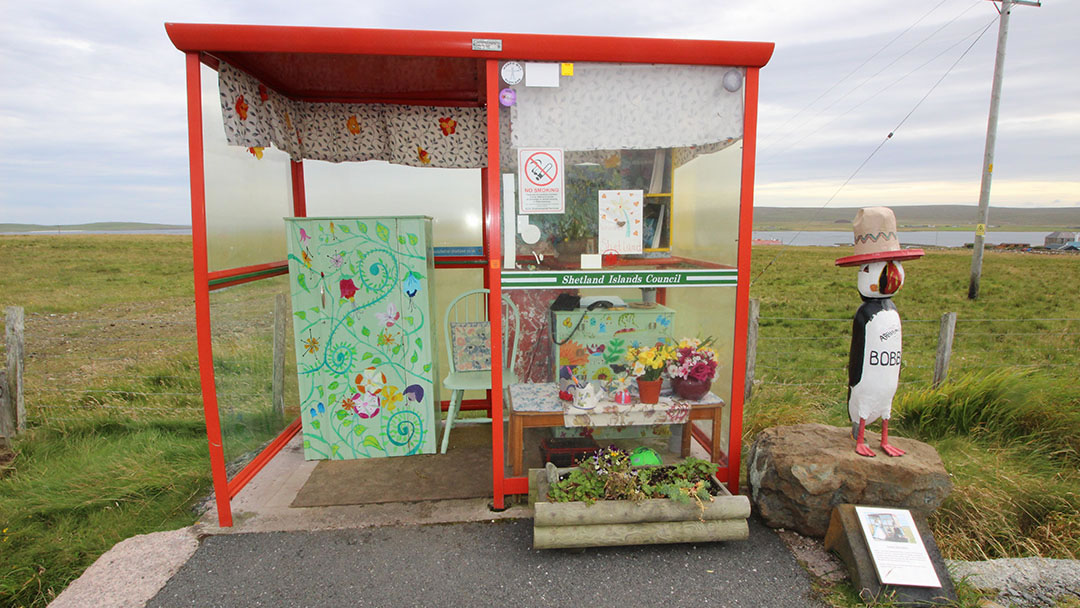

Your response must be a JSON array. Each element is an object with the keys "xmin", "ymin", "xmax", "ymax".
[{"xmin": 508, "ymin": 382, "xmax": 722, "ymax": 428}]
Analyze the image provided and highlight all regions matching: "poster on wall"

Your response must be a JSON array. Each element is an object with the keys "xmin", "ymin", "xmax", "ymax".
[
  {"xmin": 518, "ymin": 148, "xmax": 564, "ymax": 214},
  {"xmin": 854, "ymin": 506, "xmax": 942, "ymax": 588},
  {"xmin": 598, "ymin": 189, "xmax": 644, "ymax": 254}
]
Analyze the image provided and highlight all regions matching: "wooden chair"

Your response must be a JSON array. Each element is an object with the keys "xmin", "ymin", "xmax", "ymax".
[{"xmin": 439, "ymin": 288, "xmax": 520, "ymax": 453}]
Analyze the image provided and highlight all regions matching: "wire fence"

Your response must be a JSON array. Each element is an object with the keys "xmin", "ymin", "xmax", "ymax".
[
  {"xmin": 748, "ymin": 310, "xmax": 1078, "ymax": 399},
  {"xmin": 1, "ymin": 283, "xmax": 297, "ymax": 462},
  {"xmin": 4, "ymin": 296, "xmax": 1076, "ymax": 449}
]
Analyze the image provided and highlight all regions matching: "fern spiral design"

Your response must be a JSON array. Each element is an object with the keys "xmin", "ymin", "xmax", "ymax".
[
  {"xmin": 325, "ymin": 342, "xmax": 356, "ymax": 375},
  {"xmin": 358, "ymin": 248, "xmax": 398, "ymax": 295},
  {"xmin": 386, "ymin": 410, "xmax": 424, "ymax": 455}
]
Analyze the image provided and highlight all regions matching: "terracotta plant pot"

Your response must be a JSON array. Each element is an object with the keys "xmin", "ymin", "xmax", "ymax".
[
  {"xmin": 671, "ymin": 377, "xmax": 711, "ymax": 401},
  {"xmin": 636, "ymin": 378, "xmax": 662, "ymax": 404}
]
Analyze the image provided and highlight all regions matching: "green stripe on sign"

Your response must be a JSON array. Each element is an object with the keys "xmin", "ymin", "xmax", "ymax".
[{"xmin": 501, "ymin": 269, "xmax": 738, "ymax": 289}]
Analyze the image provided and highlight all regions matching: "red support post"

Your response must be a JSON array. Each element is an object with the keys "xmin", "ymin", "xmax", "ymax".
[
  {"xmin": 185, "ymin": 52, "xmax": 233, "ymax": 527},
  {"xmin": 483, "ymin": 59, "xmax": 506, "ymax": 509},
  {"xmin": 291, "ymin": 160, "xmax": 307, "ymax": 217},
  {"xmin": 727, "ymin": 67, "xmax": 762, "ymax": 496}
]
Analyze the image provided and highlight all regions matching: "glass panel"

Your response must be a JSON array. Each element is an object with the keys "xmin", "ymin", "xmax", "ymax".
[
  {"xmin": 671, "ymin": 144, "xmax": 743, "ymax": 266},
  {"xmin": 497, "ymin": 62, "xmax": 746, "ymax": 473},
  {"xmin": 201, "ymin": 64, "xmax": 292, "ymax": 272},
  {"xmin": 210, "ymin": 275, "xmax": 298, "ymax": 468},
  {"xmin": 302, "ymin": 161, "xmax": 482, "ymax": 248}
]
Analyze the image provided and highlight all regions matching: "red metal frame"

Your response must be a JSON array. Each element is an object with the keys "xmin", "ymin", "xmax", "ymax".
[
  {"xmin": 185, "ymin": 52, "xmax": 233, "ymax": 527},
  {"xmin": 172, "ymin": 24, "xmax": 774, "ymax": 521},
  {"xmin": 482, "ymin": 59, "xmax": 508, "ymax": 509},
  {"xmin": 726, "ymin": 67, "xmax": 763, "ymax": 495},
  {"xmin": 166, "ymin": 24, "xmax": 774, "ymax": 69},
  {"xmin": 227, "ymin": 418, "xmax": 302, "ymax": 499},
  {"xmin": 207, "ymin": 260, "xmax": 289, "ymax": 291},
  {"xmin": 290, "ymin": 160, "xmax": 307, "ymax": 217}
]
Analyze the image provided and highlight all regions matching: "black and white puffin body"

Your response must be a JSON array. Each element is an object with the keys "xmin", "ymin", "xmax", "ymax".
[
  {"xmin": 846, "ymin": 260, "xmax": 907, "ymax": 457},
  {"xmin": 848, "ymin": 298, "xmax": 901, "ymax": 426}
]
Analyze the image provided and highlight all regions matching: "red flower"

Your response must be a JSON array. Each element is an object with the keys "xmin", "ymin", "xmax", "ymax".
[
  {"xmin": 258, "ymin": 84, "xmax": 268, "ymax": 102},
  {"xmin": 340, "ymin": 278, "xmax": 358, "ymax": 301},
  {"xmin": 438, "ymin": 117, "xmax": 457, "ymax": 136},
  {"xmin": 417, "ymin": 146, "xmax": 431, "ymax": 165},
  {"xmin": 346, "ymin": 115, "xmax": 360, "ymax": 135},
  {"xmin": 235, "ymin": 95, "xmax": 249, "ymax": 120}
]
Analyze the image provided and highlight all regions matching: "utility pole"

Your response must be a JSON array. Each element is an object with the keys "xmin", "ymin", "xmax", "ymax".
[{"xmin": 968, "ymin": 0, "xmax": 1040, "ymax": 300}]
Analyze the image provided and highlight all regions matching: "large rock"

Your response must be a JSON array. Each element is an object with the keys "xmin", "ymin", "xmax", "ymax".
[{"xmin": 747, "ymin": 423, "xmax": 951, "ymax": 537}]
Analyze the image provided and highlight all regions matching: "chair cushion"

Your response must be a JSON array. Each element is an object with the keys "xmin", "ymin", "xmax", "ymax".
[{"xmin": 450, "ymin": 322, "xmax": 491, "ymax": 371}]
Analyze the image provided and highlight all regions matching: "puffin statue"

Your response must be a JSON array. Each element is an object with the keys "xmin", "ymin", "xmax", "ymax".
[{"xmin": 836, "ymin": 207, "xmax": 924, "ymax": 457}]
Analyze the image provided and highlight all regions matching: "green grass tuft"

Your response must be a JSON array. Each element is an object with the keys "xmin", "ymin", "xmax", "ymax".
[{"xmin": 893, "ymin": 370, "xmax": 1080, "ymax": 464}]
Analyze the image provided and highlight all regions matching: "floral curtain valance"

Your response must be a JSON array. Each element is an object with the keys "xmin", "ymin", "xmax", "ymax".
[{"xmin": 218, "ymin": 63, "xmax": 486, "ymax": 168}]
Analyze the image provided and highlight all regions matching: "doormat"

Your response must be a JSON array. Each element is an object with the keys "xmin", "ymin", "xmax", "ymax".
[{"xmin": 291, "ymin": 425, "xmax": 493, "ymax": 507}]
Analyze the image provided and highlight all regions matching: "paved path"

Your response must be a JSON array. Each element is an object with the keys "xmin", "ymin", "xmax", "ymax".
[{"xmin": 147, "ymin": 518, "xmax": 821, "ymax": 608}]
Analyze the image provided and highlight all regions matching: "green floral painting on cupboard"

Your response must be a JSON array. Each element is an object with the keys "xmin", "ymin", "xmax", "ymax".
[{"xmin": 285, "ymin": 216, "xmax": 439, "ymax": 459}]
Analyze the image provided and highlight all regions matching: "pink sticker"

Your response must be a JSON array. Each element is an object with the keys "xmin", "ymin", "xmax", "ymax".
[{"xmin": 499, "ymin": 88, "xmax": 516, "ymax": 107}]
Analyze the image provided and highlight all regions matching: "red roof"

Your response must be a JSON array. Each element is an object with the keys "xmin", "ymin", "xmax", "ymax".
[{"xmin": 165, "ymin": 24, "xmax": 774, "ymax": 105}]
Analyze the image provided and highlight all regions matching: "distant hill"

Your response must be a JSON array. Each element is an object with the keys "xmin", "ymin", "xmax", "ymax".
[
  {"xmin": 0, "ymin": 222, "xmax": 191, "ymax": 233},
  {"xmin": 753, "ymin": 205, "xmax": 1080, "ymax": 231}
]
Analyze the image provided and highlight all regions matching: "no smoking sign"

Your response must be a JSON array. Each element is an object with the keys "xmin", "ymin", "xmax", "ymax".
[{"xmin": 517, "ymin": 148, "xmax": 564, "ymax": 214}]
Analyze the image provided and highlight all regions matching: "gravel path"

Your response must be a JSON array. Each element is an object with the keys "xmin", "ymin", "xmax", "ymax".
[{"xmin": 948, "ymin": 558, "xmax": 1080, "ymax": 608}]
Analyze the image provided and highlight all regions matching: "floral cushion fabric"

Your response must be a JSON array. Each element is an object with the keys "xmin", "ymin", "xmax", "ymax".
[
  {"xmin": 218, "ymin": 62, "xmax": 486, "ymax": 168},
  {"xmin": 450, "ymin": 322, "xmax": 492, "ymax": 372}
]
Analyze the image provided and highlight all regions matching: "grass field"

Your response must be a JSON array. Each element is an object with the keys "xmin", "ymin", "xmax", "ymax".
[{"xmin": 1, "ymin": 235, "xmax": 1077, "ymax": 607}]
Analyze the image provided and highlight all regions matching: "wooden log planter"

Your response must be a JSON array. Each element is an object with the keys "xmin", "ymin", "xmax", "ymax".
[{"xmin": 530, "ymin": 463, "xmax": 751, "ymax": 550}]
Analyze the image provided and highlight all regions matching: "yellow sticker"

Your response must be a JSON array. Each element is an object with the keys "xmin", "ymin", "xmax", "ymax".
[
  {"xmin": 988, "ymin": 163, "xmax": 993, "ymax": 174},
  {"xmin": 490, "ymin": 258, "xmax": 501, "ymax": 269},
  {"xmin": 976, "ymin": 223, "xmax": 986, "ymax": 237},
  {"xmin": 560, "ymin": 62, "xmax": 574, "ymax": 76}
]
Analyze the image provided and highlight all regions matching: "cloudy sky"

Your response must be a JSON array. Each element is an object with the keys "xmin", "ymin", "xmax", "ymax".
[{"xmin": 1, "ymin": 0, "xmax": 1076, "ymax": 225}]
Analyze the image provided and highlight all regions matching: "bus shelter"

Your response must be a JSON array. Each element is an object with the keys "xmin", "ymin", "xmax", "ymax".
[{"xmin": 167, "ymin": 23, "xmax": 773, "ymax": 527}]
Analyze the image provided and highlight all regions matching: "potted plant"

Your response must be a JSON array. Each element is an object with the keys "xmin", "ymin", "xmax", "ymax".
[
  {"xmin": 530, "ymin": 446, "xmax": 750, "ymax": 549},
  {"xmin": 534, "ymin": 163, "xmax": 617, "ymax": 261},
  {"xmin": 626, "ymin": 342, "xmax": 675, "ymax": 403},
  {"xmin": 666, "ymin": 337, "xmax": 720, "ymax": 401}
]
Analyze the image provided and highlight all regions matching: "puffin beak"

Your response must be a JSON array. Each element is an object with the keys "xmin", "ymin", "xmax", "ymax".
[{"xmin": 881, "ymin": 261, "xmax": 903, "ymax": 295}]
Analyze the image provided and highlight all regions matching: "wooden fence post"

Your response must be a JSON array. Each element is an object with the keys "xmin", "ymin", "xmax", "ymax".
[
  {"xmin": 272, "ymin": 293, "xmax": 287, "ymax": 418},
  {"xmin": 744, "ymin": 298, "xmax": 760, "ymax": 401},
  {"xmin": 932, "ymin": 312, "xmax": 957, "ymax": 388},
  {"xmin": 5, "ymin": 307, "xmax": 24, "ymax": 433},
  {"xmin": 0, "ymin": 369, "xmax": 11, "ymax": 446}
]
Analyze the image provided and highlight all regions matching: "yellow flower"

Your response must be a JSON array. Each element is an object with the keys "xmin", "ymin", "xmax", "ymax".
[{"xmin": 382, "ymin": 385, "xmax": 404, "ymax": 411}]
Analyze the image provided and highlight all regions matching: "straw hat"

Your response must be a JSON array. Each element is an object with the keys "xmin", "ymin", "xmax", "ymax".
[{"xmin": 835, "ymin": 206, "xmax": 924, "ymax": 267}]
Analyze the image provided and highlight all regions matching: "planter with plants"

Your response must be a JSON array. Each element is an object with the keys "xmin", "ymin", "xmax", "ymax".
[{"xmin": 530, "ymin": 447, "xmax": 750, "ymax": 549}]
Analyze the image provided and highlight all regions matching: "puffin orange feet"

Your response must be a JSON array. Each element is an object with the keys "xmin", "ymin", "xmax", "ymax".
[
  {"xmin": 880, "ymin": 419, "xmax": 905, "ymax": 457},
  {"xmin": 881, "ymin": 442, "xmax": 906, "ymax": 457},
  {"xmin": 853, "ymin": 418, "xmax": 876, "ymax": 457}
]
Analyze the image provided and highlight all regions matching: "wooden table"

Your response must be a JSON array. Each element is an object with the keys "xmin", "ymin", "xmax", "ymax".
[{"xmin": 507, "ymin": 382, "xmax": 725, "ymax": 476}]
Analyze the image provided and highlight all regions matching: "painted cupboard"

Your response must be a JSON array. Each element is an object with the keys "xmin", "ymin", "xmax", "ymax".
[
  {"xmin": 552, "ymin": 303, "xmax": 676, "ymax": 381},
  {"xmin": 285, "ymin": 216, "xmax": 438, "ymax": 460}
]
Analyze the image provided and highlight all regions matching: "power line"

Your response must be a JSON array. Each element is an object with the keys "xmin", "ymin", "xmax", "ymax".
[
  {"xmin": 762, "ymin": 6, "xmax": 990, "ymax": 162},
  {"xmin": 751, "ymin": 17, "xmax": 998, "ymax": 286},
  {"xmin": 761, "ymin": 0, "xmax": 954, "ymax": 150}
]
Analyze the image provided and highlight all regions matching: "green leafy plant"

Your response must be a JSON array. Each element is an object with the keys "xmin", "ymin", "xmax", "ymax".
[{"xmin": 547, "ymin": 447, "xmax": 717, "ymax": 518}]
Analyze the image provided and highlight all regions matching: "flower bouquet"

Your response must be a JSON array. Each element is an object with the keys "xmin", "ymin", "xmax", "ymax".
[
  {"xmin": 626, "ymin": 342, "xmax": 675, "ymax": 403},
  {"xmin": 666, "ymin": 337, "xmax": 719, "ymax": 401}
]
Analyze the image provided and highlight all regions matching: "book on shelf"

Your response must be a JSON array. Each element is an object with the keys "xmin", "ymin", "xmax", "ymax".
[{"xmin": 647, "ymin": 149, "xmax": 666, "ymax": 194}]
